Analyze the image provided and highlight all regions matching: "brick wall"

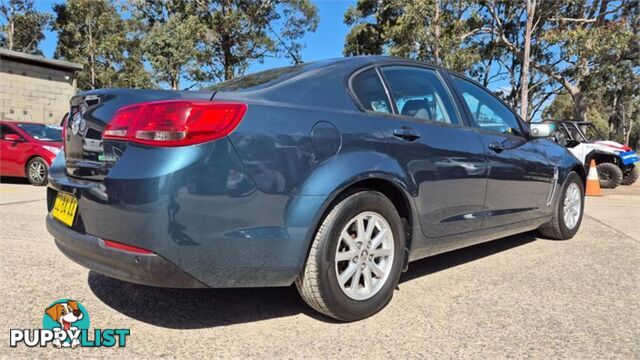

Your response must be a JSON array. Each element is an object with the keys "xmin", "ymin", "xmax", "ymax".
[{"xmin": 0, "ymin": 58, "xmax": 77, "ymax": 124}]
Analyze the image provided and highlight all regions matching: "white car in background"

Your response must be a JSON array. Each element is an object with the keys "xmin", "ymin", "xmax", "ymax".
[{"xmin": 550, "ymin": 120, "xmax": 638, "ymax": 188}]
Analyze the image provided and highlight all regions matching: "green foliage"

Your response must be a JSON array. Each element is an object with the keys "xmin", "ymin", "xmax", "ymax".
[
  {"xmin": 543, "ymin": 93, "xmax": 575, "ymax": 121},
  {"xmin": 193, "ymin": 0, "xmax": 319, "ymax": 83},
  {"xmin": 142, "ymin": 14, "xmax": 202, "ymax": 90},
  {"xmin": 52, "ymin": 0, "xmax": 153, "ymax": 90},
  {"xmin": 0, "ymin": 0, "xmax": 50, "ymax": 54},
  {"xmin": 130, "ymin": 0, "xmax": 318, "ymax": 88},
  {"xmin": 343, "ymin": 0, "xmax": 481, "ymax": 72},
  {"xmin": 343, "ymin": 0, "xmax": 398, "ymax": 56},
  {"xmin": 542, "ymin": 1, "xmax": 639, "ymax": 143}
]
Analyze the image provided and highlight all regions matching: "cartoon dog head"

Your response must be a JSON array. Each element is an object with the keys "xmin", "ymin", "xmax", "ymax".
[{"xmin": 45, "ymin": 300, "xmax": 83, "ymax": 330}]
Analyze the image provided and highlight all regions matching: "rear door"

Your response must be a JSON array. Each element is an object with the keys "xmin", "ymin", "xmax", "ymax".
[
  {"xmin": 449, "ymin": 75, "xmax": 554, "ymax": 228},
  {"xmin": 351, "ymin": 65, "xmax": 488, "ymax": 238}
]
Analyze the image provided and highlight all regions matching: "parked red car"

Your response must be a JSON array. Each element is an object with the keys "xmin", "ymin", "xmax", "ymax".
[{"xmin": 0, "ymin": 121, "xmax": 62, "ymax": 186}]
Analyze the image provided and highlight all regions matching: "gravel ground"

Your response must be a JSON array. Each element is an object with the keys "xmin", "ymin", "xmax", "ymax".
[{"xmin": 0, "ymin": 178, "xmax": 638, "ymax": 359}]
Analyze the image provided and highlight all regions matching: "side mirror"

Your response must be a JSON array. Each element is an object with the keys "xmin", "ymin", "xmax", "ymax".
[
  {"xmin": 529, "ymin": 123, "xmax": 556, "ymax": 138},
  {"xmin": 3, "ymin": 134, "xmax": 24, "ymax": 142}
]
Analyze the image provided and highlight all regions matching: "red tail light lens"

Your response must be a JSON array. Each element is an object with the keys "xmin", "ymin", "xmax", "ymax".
[{"xmin": 103, "ymin": 100, "xmax": 247, "ymax": 146}]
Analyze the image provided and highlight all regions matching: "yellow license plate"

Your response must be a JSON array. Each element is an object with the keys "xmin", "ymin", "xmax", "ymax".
[{"xmin": 52, "ymin": 192, "xmax": 78, "ymax": 227}]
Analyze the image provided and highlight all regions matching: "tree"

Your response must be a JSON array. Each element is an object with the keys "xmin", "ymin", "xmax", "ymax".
[
  {"xmin": 52, "ymin": 0, "xmax": 153, "ymax": 90},
  {"xmin": 343, "ymin": 0, "xmax": 400, "ymax": 56},
  {"xmin": 128, "ymin": 0, "xmax": 200, "ymax": 90},
  {"xmin": 481, "ymin": 0, "xmax": 569, "ymax": 121},
  {"xmin": 486, "ymin": 0, "xmax": 637, "ymax": 121},
  {"xmin": 0, "ymin": 0, "xmax": 50, "ymax": 54},
  {"xmin": 519, "ymin": 0, "xmax": 537, "ymax": 121},
  {"xmin": 343, "ymin": 0, "xmax": 485, "ymax": 72},
  {"xmin": 142, "ymin": 14, "xmax": 202, "ymax": 89},
  {"xmin": 601, "ymin": 60, "xmax": 639, "ymax": 145},
  {"xmin": 192, "ymin": 0, "xmax": 319, "ymax": 83}
]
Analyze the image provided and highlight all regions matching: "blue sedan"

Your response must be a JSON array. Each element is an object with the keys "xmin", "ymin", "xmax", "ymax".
[{"xmin": 47, "ymin": 56, "xmax": 585, "ymax": 321}]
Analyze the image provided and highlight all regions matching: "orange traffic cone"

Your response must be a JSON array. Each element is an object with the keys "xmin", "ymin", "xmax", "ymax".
[{"xmin": 586, "ymin": 159, "xmax": 603, "ymax": 196}]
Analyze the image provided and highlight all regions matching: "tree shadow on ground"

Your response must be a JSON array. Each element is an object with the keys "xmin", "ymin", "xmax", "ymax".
[{"xmin": 88, "ymin": 231, "xmax": 538, "ymax": 329}]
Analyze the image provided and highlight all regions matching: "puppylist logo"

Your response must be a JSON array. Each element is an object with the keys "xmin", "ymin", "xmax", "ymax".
[{"xmin": 10, "ymin": 299, "xmax": 130, "ymax": 349}]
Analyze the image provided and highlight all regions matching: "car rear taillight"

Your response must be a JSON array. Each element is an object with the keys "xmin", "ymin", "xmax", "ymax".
[{"xmin": 103, "ymin": 100, "xmax": 247, "ymax": 146}]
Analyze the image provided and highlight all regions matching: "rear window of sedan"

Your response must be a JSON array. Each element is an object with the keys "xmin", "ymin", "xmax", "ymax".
[
  {"xmin": 351, "ymin": 69, "xmax": 392, "ymax": 114},
  {"xmin": 206, "ymin": 64, "xmax": 310, "ymax": 92}
]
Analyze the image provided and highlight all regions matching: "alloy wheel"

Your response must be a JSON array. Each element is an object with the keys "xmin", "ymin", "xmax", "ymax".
[
  {"xmin": 563, "ymin": 183, "xmax": 581, "ymax": 229},
  {"xmin": 29, "ymin": 161, "xmax": 46, "ymax": 184},
  {"xmin": 334, "ymin": 211, "xmax": 394, "ymax": 301}
]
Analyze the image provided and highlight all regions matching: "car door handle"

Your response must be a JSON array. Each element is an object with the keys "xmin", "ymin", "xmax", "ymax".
[
  {"xmin": 393, "ymin": 127, "xmax": 420, "ymax": 141},
  {"xmin": 488, "ymin": 141, "xmax": 504, "ymax": 153}
]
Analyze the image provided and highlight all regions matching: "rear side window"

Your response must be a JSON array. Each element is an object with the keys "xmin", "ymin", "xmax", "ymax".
[
  {"xmin": 381, "ymin": 66, "xmax": 459, "ymax": 125},
  {"xmin": 452, "ymin": 76, "xmax": 523, "ymax": 136},
  {"xmin": 351, "ymin": 69, "xmax": 392, "ymax": 114}
]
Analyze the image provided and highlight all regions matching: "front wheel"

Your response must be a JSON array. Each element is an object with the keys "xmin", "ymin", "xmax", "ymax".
[
  {"xmin": 296, "ymin": 190, "xmax": 405, "ymax": 322},
  {"xmin": 26, "ymin": 157, "xmax": 49, "ymax": 186},
  {"xmin": 538, "ymin": 172, "xmax": 584, "ymax": 240}
]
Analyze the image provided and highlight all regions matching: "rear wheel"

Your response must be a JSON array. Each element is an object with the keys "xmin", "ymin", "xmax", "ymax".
[
  {"xmin": 538, "ymin": 172, "xmax": 584, "ymax": 240},
  {"xmin": 621, "ymin": 166, "xmax": 638, "ymax": 186},
  {"xmin": 296, "ymin": 190, "xmax": 405, "ymax": 322},
  {"xmin": 596, "ymin": 162, "xmax": 623, "ymax": 189},
  {"xmin": 26, "ymin": 157, "xmax": 48, "ymax": 186}
]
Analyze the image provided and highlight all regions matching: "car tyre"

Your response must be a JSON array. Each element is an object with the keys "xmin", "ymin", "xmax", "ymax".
[
  {"xmin": 596, "ymin": 162, "xmax": 623, "ymax": 189},
  {"xmin": 296, "ymin": 190, "xmax": 405, "ymax": 322},
  {"xmin": 26, "ymin": 157, "xmax": 49, "ymax": 186},
  {"xmin": 621, "ymin": 165, "xmax": 638, "ymax": 186},
  {"xmin": 538, "ymin": 172, "xmax": 584, "ymax": 240}
]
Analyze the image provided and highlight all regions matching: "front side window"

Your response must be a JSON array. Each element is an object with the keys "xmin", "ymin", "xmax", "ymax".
[
  {"xmin": 1, "ymin": 125, "xmax": 20, "ymax": 139},
  {"xmin": 381, "ymin": 66, "xmax": 459, "ymax": 125},
  {"xmin": 351, "ymin": 69, "xmax": 392, "ymax": 114},
  {"xmin": 452, "ymin": 76, "xmax": 523, "ymax": 136}
]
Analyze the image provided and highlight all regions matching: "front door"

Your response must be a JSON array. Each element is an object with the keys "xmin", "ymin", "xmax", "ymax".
[
  {"xmin": 449, "ymin": 75, "xmax": 554, "ymax": 228},
  {"xmin": 0, "ymin": 125, "xmax": 27, "ymax": 176}
]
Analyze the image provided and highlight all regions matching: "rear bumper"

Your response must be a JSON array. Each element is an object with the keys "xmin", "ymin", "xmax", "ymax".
[
  {"xmin": 47, "ymin": 214, "xmax": 207, "ymax": 288},
  {"xmin": 45, "ymin": 139, "xmax": 319, "ymax": 288}
]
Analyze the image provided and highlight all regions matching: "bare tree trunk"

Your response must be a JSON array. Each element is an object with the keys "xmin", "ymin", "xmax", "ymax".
[
  {"xmin": 8, "ymin": 19, "xmax": 14, "ymax": 50},
  {"xmin": 482, "ymin": 58, "xmax": 493, "ymax": 87},
  {"xmin": 621, "ymin": 105, "xmax": 628, "ymax": 145},
  {"xmin": 625, "ymin": 118, "xmax": 634, "ymax": 146},
  {"xmin": 171, "ymin": 74, "xmax": 179, "ymax": 90},
  {"xmin": 520, "ymin": 0, "xmax": 536, "ymax": 121},
  {"xmin": 609, "ymin": 94, "xmax": 618, "ymax": 139},
  {"xmin": 222, "ymin": 33, "xmax": 234, "ymax": 80},
  {"xmin": 433, "ymin": 0, "xmax": 441, "ymax": 64},
  {"xmin": 570, "ymin": 89, "xmax": 588, "ymax": 121},
  {"xmin": 87, "ymin": 21, "xmax": 96, "ymax": 89}
]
